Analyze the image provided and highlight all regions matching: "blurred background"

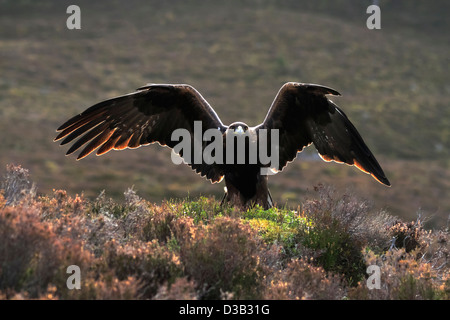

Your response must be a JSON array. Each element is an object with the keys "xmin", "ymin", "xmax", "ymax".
[{"xmin": 0, "ymin": 0, "xmax": 448, "ymax": 228}]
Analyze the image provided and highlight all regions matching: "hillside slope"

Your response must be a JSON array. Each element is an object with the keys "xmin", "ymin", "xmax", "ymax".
[{"xmin": 0, "ymin": 0, "xmax": 449, "ymax": 227}]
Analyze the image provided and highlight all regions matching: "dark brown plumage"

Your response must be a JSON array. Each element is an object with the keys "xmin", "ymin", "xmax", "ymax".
[{"xmin": 55, "ymin": 82, "xmax": 390, "ymax": 209}]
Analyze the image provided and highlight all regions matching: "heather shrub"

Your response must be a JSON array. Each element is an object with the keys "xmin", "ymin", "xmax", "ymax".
[
  {"xmin": 388, "ymin": 219, "xmax": 427, "ymax": 252},
  {"xmin": 175, "ymin": 217, "xmax": 266, "ymax": 299},
  {"xmin": 0, "ymin": 203, "xmax": 91, "ymax": 298},
  {"xmin": 90, "ymin": 189, "xmax": 130, "ymax": 219},
  {"xmin": 1, "ymin": 164, "xmax": 36, "ymax": 206},
  {"xmin": 79, "ymin": 274, "xmax": 140, "ymax": 300},
  {"xmin": 0, "ymin": 204, "xmax": 55, "ymax": 295},
  {"xmin": 265, "ymin": 258, "xmax": 344, "ymax": 300},
  {"xmin": 347, "ymin": 214, "xmax": 449, "ymax": 299},
  {"xmin": 420, "ymin": 229, "xmax": 449, "ymax": 281},
  {"xmin": 292, "ymin": 185, "xmax": 393, "ymax": 286},
  {"xmin": 100, "ymin": 239, "xmax": 184, "ymax": 299},
  {"xmin": 39, "ymin": 189, "xmax": 125, "ymax": 258},
  {"xmin": 349, "ymin": 247, "xmax": 449, "ymax": 300},
  {"xmin": 154, "ymin": 277, "xmax": 198, "ymax": 300},
  {"xmin": 299, "ymin": 220, "xmax": 366, "ymax": 286},
  {"xmin": 140, "ymin": 202, "xmax": 178, "ymax": 243},
  {"xmin": 122, "ymin": 187, "xmax": 151, "ymax": 239},
  {"xmin": 0, "ymin": 193, "xmax": 5, "ymax": 208}
]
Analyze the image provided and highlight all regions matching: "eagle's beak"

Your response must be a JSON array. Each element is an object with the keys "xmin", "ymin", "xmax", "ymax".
[{"xmin": 235, "ymin": 126, "xmax": 245, "ymax": 134}]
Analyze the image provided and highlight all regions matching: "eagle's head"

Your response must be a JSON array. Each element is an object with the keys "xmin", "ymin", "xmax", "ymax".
[{"xmin": 227, "ymin": 122, "xmax": 249, "ymax": 135}]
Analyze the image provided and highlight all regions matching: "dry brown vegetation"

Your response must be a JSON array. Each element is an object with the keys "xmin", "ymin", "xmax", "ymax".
[{"xmin": 1, "ymin": 164, "xmax": 448, "ymax": 300}]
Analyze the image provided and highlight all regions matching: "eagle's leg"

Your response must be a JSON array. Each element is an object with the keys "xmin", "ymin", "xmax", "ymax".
[
  {"xmin": 267, "ymin": 188, "xmax": 274, "ymax": 209},
  {"xmin": 219, "ymin": 187, "xmax": 273, "ymax": 210},
  {"xmin": 220, "ymin": 189, "xmax": 228, "ymax": 206}
]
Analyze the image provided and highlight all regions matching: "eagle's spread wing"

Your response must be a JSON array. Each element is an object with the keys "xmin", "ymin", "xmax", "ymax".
[
  {"xmin": 55, "ymin": 84, "xmax": 226, "ymax": 183},
  {"xmin": 258, "ymin": 82, "xmax": 390, "ymax": 186}
]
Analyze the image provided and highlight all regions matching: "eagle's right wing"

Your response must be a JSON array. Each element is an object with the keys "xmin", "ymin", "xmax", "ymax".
[
  {"xmin": 54, "ymin": 84, "xmax": 227, "ymax": 183},
  {"xmin": 257, "ymin": 82, "xmax": 390, "ymax": 186}
]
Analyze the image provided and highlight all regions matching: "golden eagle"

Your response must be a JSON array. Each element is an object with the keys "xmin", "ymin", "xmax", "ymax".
[{"xmin": 55, "ymin": 82, "xmax": 390, "ymax": 209}]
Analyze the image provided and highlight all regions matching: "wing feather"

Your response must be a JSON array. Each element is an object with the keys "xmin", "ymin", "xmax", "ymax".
[
  {"xmin": 77, "ymin": 128, "xmax": 116, "ymax": 160},
  {"xmin": 96, "ymin": 133, "xmax": 121, "ymax": 156},
  {"xmin": 66, "ymin": 122, "xmax": 110, "ymax": 155}
]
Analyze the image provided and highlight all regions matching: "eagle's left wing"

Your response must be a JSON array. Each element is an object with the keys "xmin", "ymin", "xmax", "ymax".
[
  {"xmin": 257, "ymin": 82, "xmax": 390, "ymax": 186},
  {"xmin": 54, "ymin": 84, "xmax": 227, "ymax": 183}
]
